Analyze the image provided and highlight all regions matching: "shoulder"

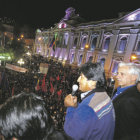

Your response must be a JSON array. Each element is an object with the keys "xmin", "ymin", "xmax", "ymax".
[
  {"xmin": 124, "ymin": 85, "xmax": 138, "ymax": 94},
  {"xmin": 76, "ymin": 104, "xmax": 98, "ymax": 122},
  {"xmin": 88, "ymin": 92, "xmax": 113, "ymax": 119},
  {"xmin": 113, "ymin": 86, "xmax": 140, "ymax": 110},
  {"xmin": 119, "ymin": 86, "xmax": 139, "ymax": 100}
]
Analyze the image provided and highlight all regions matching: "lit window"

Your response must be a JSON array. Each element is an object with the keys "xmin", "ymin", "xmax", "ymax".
[
  {"xmin": 91, "ymin": 37, "xmax": 97, "ymax": 51},
  {"xmin": 117, "ymin": 37, "xmax": 127, "ymax": 53},
  {"xmin": 79, "ymin": 55, "xmax": 83, "ymax": 64},
  {"xmin": 136, "ymin": 41, "xmax": 140, "ymax": 52},
  {"xmin": 71, "ymin": 53, "xmax": 74, "ymax": 63},
  {"xmin": 82, "ymin": 38, "xmax": 87, "ymax": 49},
  {"xmin": 102, "ymin": 37, "xmax": 110, "ymax": 51}
]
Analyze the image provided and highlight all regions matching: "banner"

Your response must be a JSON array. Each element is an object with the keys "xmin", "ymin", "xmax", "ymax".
[
  {"xmin": 5, "ymin": 63, "xmax": 28, "ymax": 73},
  {"xmin": 39, "ymin": 63, "xmax": 49, "ymax": 74}
]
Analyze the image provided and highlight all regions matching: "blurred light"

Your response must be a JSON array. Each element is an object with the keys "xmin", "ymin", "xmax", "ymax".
[
  {"xmin": 20, "ymin": 34, "xmax": 24, "ymax": 38},
  {"xmin": 17, "ymin": 58, "xmax": 24, "ymax": 65},
  {"xmin": 102, "ymin": 49, "xmax": 108, "ymax": 52},
  {"xmin": 131, "ymin": 54, "xmax": 137, "ymax": 61},
  {"xmin": 8, "ymin": 56, "xmax": 11, "ymax": 60},
  {"xmin": 38, "ymin": 37, "xmax": 42, "ymax": 41},
  {"xmin": 85, "ymin": 44, "xmax": 89, "ymax": 49},
  {"xmin": 127, "ymin": 14, "xmax": 136, "ymax": 21},
  {"xmin": 26, "ymin": 52, "xmax": 31, "ymax": 56}
]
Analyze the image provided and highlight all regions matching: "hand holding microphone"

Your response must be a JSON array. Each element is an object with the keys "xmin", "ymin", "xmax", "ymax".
[{"xmin": 64, "ymin": 84, "xmax": 78, "ymax": 107}]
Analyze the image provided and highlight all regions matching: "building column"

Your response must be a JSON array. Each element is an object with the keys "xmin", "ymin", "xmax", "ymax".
[
  {"xmin": 73, "ymin": 32, "xmax": 81, "ymax": 66},
  {"xmin": 123, "ymin": 29, "xmax": 138, "ymax": 62},
  {"xmin": 104, "ymin": 30, "xmax": 119, "ymax": 75},
  {"xmin": 65, "ymin": 31, "xmax": 72, "ymax": 63}
]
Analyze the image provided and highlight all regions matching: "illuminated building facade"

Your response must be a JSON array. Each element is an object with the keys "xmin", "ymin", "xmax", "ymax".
[{"xmin": 34, "ymin": 7, "xmax": 140, "ymax": 77}]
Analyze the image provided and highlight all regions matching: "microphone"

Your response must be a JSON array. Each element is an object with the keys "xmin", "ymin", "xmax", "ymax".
[{"xmin": 71, "ymin": 84, "xmax": 78, "ymax": 96}]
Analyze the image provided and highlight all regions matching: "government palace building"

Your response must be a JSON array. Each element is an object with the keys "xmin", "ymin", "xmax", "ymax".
[{"xmin": 34, "ymin": 7, "xmax": 140, "ymax": 77}]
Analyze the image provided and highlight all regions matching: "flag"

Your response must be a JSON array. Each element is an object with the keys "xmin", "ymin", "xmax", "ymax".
[
  {"xmin": 56, "ymin": 75, "xmax": 60, "ymax": 81},
  {"xmin": 53, "ymin": 41, "xmax": 56, "ymax": 52},
  {"xmin": 57, "ymin": 89, "xmax": 62, "ymax": 101},
  {"xmin": 49, "ymin": 37, "xmax": 55, "ymax": 48},
  {"xmin": 41, "ymin": 74, "xmax": 47, "ymax": 92},
  {"xmin": 53, "ymin": 35, "xmax": 57, "ymax": 52},
  {"xmin": 35, "ymin": 79, "xmax": 40, "ymax": 91},
  {"xmin": 50, "ymin": 82, "xmax": 54, "ymax": 93},
  {"xmin": 49, "ymin": 34, "xmax": 57, "ymax": 52}
]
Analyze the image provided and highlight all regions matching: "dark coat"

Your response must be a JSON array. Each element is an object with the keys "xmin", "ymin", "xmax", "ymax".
[{"xmin": 113, "ymin": 85, "xmax": 140, "ymax": 140}]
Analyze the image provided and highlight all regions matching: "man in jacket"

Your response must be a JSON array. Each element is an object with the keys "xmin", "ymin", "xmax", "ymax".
[
  {"xmin": 112, "ymin": 62, "xmax": 140, "ymax": 140},
  {"xmin": 64, "ymin": 62, "xmax": 115, "ymax": 140}
]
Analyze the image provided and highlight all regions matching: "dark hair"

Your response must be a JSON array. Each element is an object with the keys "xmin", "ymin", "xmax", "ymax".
[
  {"xmin": 0, "ymin": 92, "xmax": 72, "ymax": 140},
  {"xmin": 0, "ymin": 92, "xmax": 53, "ymax": 140},
  {"xmin": 79, "ymin": 62, "xmax": 106, "ymax": 88}
]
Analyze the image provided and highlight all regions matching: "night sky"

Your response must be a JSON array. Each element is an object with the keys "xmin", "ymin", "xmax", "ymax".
[{"xmin": 0, "ymin": 0, "xmax": 139, "ymax": 30}]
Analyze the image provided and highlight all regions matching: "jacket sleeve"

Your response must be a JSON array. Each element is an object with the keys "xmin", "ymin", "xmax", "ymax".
[{"xmin": 64, "ymin": 104, "xmax": 98, "ymax": 140}]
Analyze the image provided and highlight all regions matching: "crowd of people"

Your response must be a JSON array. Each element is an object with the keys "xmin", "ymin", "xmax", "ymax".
[
  {"xmin": 0, "ymin": 56, "xmax": 80, "ymax": 131},
  {"xmin": 0, "ymin": 55, "xmax": 140, "ymax": 140}
]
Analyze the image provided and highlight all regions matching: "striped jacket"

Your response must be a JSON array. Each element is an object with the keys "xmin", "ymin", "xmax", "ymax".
[{"xmin": 64, "ymin": 89, "xmax": 115, "ymax": 140}]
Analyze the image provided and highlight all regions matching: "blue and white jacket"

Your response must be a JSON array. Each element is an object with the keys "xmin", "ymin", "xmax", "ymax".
[{"xmin": 64, "ymin": 89, "xmax": 115, "ymax": 140}]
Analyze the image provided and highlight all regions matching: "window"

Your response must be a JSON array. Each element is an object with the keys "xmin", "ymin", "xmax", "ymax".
[
  {"xmin": 79, "ymin": 55, "xmax": 83, "ymax": 64},
  {"xmin": 91, "ymin": 37, "xmax": 97, "ymax": 50},
  {"xmin": 73, "ymin": 38, "xmax": 78, "ymax": 48},
  {"xmin": 100, "ymin": 58, "xmax": 105, "ymax": 67},
  {"xmin": 63, "ymin": 33, "xmax": 69, "ymax": 47},
  {"xmin": 82, "ymin": 37, "xmax": 87, "ymax": 49},
  {"xmin": 136, "ymin": 41, "xmax": 140, "ymax": 52},
  {"xmin": 118, "ymin": 37, "xmax": 127, "ymax": 53},
  {"xmin": 71, "ymin": 53, "xmax": 74, "ymax": 63},
  {"xmin": 102, "ymin": 37, "xmax": 110, "ymax": 51}
]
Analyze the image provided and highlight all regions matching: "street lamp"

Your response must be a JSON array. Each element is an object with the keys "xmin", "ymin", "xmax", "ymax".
[
  {"xmin": 17, "ymin": 58, "xmax": 24, "ymax": 66},
  {"xmin": 130, "ymin": 54, "xmax": 137, "ymax": 62},
  {"xmin": 85, "ymin": 44, "xmax": 89, "ymax": 49}
]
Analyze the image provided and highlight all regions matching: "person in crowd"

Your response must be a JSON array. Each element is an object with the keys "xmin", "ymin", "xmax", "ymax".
[
  {"xmin": 112, "ymin": 62, "xmax": 140, "ymax": 140},
  {"xmin": 64, "ymin": 62, "xmax": 115, "ymax": 140},
  {"xmin": 0, "ymin": 92, "xmax": 72, "ymax": 140}
]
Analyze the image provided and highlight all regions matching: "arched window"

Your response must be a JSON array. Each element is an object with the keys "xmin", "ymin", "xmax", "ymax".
[
  {"xmin": 79, "ymin": 55, "xmax": 83, "ymax": 64},
  {"xmin": 71, "ymin": 53, "xmax": 74, "ymax": 63},
  {"xmin": 102, "ymin": 37, "xmax": 110, "ymax": 51},
  {"xmin": 82, "ymin": 37, "xmax": 87, "ymax": 49},
  {"xmin": 91, "ymin": 37, "xmax": 97, "ymax": 50},
  {"xmin": 136, "ymin": 41, "xmax": 140, "ymax": 52},
  {"xmin": 73, "ymin": 38, "xmax": 78, "ymax": 48},
  {"xmin": 63, "ymin": 33, "xmax": 69, "ymax": 47},
  {"xmin": 118, "ymin": 37, "xmax": 127, "ymax": 52}
]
